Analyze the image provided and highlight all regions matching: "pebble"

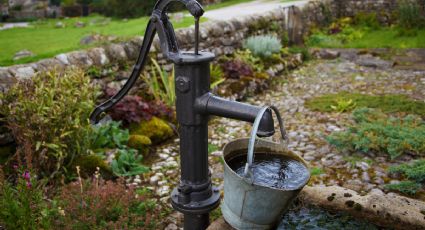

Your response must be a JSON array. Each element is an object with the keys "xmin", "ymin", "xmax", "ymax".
[
  {"xmin": 150, "ymin": 175, "xmax": 160, "ymax": 185},
  {"xmin": 361, "ymin": 171, "xmax": 370, "ymax": 182}
]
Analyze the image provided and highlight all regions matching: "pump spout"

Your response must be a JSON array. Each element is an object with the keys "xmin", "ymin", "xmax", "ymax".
[{"xmin": 195, "ymin": 94, "xmax": 275, "ymax": 137}]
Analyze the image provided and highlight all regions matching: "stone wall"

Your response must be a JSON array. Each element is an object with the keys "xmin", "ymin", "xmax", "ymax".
[
  {"xmin": 3, "ymin": 0, "xmax": 413, "ymax": 92},
  {"xmin": 0, "ymin": 0, "xmax": 337, "ymax": 92}
]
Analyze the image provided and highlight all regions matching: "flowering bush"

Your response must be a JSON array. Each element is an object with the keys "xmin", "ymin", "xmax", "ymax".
[{"xmin": 0, "ymin": 168, "xmax": 56, "ymax": 229}]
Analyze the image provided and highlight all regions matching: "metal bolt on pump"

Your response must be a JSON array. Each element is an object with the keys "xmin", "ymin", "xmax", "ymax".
[{"xmin": 89, "ymin": 1, "xmax": 276, "ymax": 229}]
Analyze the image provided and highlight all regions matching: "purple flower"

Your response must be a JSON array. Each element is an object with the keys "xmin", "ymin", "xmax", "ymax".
[
  {"xmin": 13, "ymin": 164, "xmax": 18, "ymax": 170},
  {"xmin": 26, "ymin": 181, "xmax": 32, "ymax": 188},
  {"xmin": 22, "ymin": 171, "xmax": 31, "ymax": 180}
]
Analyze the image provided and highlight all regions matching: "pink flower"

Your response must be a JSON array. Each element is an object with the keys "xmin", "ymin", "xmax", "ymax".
[
  {"xmin": 13, "ymin": 164, "xmax": 18, "ymax": 170},
  {"xmin": 22, "ymin": 171, "xmax": 31, "ymax": 180},
  {"xmin": 26, "ymin": 181, "xmax": 32, "ymax": 188}
]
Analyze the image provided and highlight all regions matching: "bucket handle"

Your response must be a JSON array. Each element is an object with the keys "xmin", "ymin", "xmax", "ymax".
[{"xmin": 244, "ymin": 106, "xmax": 287, "ymax": 178}]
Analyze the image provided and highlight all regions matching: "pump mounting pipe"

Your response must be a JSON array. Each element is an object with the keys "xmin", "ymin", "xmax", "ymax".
[{"xmin": 89, "ymin": 1, "xmax": 276, "ymax": 229}]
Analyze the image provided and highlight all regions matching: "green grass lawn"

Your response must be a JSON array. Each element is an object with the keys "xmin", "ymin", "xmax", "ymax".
[
  {"xmin": 307, "ymin": 27, "xmax": 425, "ymax": 49},
  {"xmin": 0, "ymin": 15, "xmax": 199, "ymax": 66}
]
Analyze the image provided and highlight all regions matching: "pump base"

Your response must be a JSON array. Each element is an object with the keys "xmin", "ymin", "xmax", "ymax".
[{"xmin": 171, "ymin": 186, "xmax": 221, "ymax": 214}]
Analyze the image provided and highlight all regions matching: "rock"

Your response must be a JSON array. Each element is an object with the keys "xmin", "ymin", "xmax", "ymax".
[
  {"xmin": 369, "ymin": 188, "xmax": 384, "ymax": 196},
  {"xmin": 128, "ymin": 135, "xmax": 151, "ymax": 150},
  {"xmin": 106, "ymin": 43, "xmax": 127, "ymax": 62},
  {"xmin": 361, "ymin": 171, "xmax": 371, "ymax": 182},
  {"xmin": 55, "ymin": 21, "xmax": 65, "ymax": 28},
  {"xmin": 149, "ymin": 175, "xmax": 160, "ymax": 185},
  {"xmin": 130, "ymin": 117, "xmax": 174, "ymax": 144},
  {"xmin": 356, "ymin": 55, "xmax": 394, "ymax": 69},
  {"xmin": 315, "ymin": 49, "xmax": 340, "ymax": 60},
  {"xmin": 9, "ymin": 66, "xmax": 35, "ymax": 80},
  {"xmin": 80, "ymin": 35, "xmax": 97, "ymax": 45},
  {"xmin": 88, "ymin": 47, "xmax": 109, "ymax": 66},
  {"xmin": 67, "ymin": 51, "xmax": 93, "ymax": 67},
  {"xmin": 55, "ymin": 53, "xmax": 70, "ymax": 65},
  {"xmin": 75, "ymin": 21, "xmax": 85, "ymax": 28},
  {"xmin": 165, "ymin": 223, "xmax": 179, "ymax": 230},
  {"xmin": 354, "ymin": 75, "xmax": 365, "ymax": 81},
  {"xmin": 13, "ymin": 50, "xmax": 34, "ymax": 61},
  {"xmin": 355, "ymin": 162, "xmax": 370, "ymax": 171}
]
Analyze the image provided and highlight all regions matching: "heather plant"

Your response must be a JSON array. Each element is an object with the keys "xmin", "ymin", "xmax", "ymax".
[
  {"xmin": 243, "ymin": 35, "xmax": 282, "ymax": 58},
  {"xmin": 0, "ymin": 68, "xmax": 99, "ymax": 180},
  {"xmin": 53, "ymin": 170, "xmax": 158, "ymax": 229},
  {"xmin": 327, "ymin": 108, "xmax": 425, "ymax": 159}
]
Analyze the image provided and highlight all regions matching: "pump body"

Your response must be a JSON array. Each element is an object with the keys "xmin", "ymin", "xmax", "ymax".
[{"xmin": 89, "ymin": 1, "xmax": 276, "ymax": 229}]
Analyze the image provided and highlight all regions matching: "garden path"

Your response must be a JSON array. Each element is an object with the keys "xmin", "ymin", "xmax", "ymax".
[
  {"xmin": 145, "ymin": 52, "xmax": 425, "ymax": 228},
  {"xmin": 203, "ymin": 0, "xmax": 309, "ymax": 20}
]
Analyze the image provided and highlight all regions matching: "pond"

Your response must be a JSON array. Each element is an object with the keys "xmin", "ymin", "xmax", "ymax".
[{"xmin": 278, "ymin": 205, "xmax": 381, "ymax": 230}]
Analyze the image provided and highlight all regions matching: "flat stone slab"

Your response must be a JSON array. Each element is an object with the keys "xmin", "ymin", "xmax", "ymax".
[{"xmin": 207, "ymin": 217, "xmax": 234, "ymax": 230}]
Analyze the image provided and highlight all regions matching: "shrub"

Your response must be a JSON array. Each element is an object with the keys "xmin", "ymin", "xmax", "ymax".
[
  {"xmin": 326, "ymin": 108, "xmax": 425, "ymax": 159},
  {"xmin": 53, "ymin": 176, "xmax": 158, "ymax": 229},
  {"xmin": 104, "ymin": 87, "xmax": 173, "ymax": 125},
  {"xmin": 95, "ymin": 0, "xmax": 157, "ymax": 18},
  {"xmin": 221, "ymin": 60, "xmax": 254, "ymax": 79},
  {"xmin": 305, "ymin": 92, "xmax": 425, "ymax": 116},
  {"xmin": 353, "ymin": 12, "xmax": 380, "ymax": 29},
  {"xmin": 243, "ymin": 35, "xmax": 282, "ymax": 58},
  {"xmin": 0, "ymin": 68, "xmax": 99, "ymax": 180}
]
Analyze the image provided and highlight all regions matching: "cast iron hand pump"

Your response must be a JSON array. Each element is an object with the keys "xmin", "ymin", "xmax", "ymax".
[{"xmin": 90, "ymin": 1, "xmax": 276, "ymax": 229}]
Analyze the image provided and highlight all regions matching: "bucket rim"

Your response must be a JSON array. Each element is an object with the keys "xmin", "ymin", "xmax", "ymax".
[{"xmin": 222, "ymin": 137, "xmax": 311, "ymax": 192}]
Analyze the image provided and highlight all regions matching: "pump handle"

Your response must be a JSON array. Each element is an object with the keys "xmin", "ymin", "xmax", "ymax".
[{"xmin": 90, "ymin": 0, "xmax": 204, "ymax": 124}]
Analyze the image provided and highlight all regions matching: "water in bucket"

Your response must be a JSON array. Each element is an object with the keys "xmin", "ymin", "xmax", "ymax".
[{"xmin": 227, "ymin": 153, "xmax": 310, "ymax": 190}]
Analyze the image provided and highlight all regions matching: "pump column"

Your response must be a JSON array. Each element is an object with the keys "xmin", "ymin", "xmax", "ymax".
[{"xmin": 170, "ymin": 52, "xmax": 220, "ymax": 230}]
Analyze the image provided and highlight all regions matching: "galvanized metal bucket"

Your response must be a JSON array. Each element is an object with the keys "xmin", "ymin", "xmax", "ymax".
[{"xmin": 221, "ymin": 106, "xmax": 310, "ymax": 230}]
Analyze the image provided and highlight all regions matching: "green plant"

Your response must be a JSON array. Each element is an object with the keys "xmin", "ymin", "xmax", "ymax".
[
  {"xmin": 389, "ymin": 159, "xmax": 425, "ymax": 183},
  {"xmin": 90, "ymin": 121, "xmax": 129, "ymax": 151},
  {"xmin": 353, "ymin": 12, "xmax": 380, "ymax": 29},
  {"xmin": 384, "ymin": 181, "xmax": 421, "ymax": 195},
  {"xmin": 243, "ymin": 35, "xmax": 282, "ymax": 58},
  {"xmin": 0, "ymin": 68, "xmax": 99, "ymax": 180},
  {"xmin": 310, "ymin": 167, "xmax": 325, "ymax": 176},
  {"xmin": 398, "ymin": 0, "xmax": 424, "ymax": 29},
  {"xmin": 144, "ymin": 58, "xmax": 175, "ymax": 107},
  {"xmin": 208, "ymin": 144, "xmax": 220, "ymax": 154},
  {"xmin": 305, "ymin": 92, "xmax": 425, "ymax": 116},
  {"xmin": 330, "ymin": 98, "xmax": 357, "ymax": 113},
  {"xmin": 0, "ymin": 169, "xmax": 56, "ymax": 229},
  {"xmin": 327, "ymin": 108, "xmax": 425, "ymax": 159},
  {"xmin": 210, "ymin": 64, "xmax": 226, "ymax": 89},
  {"xmin": 233, "ymin": 49, "xmax": 264, "ymax": 71},
  {"xmin": 111, "ymin": 149, "xmax": 149, "ymax": 177}
]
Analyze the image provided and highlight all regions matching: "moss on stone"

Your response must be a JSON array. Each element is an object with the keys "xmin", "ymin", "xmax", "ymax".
[
  {"xmin": 128, "ymin": 135, "xmax": 151, "ymax": 156},
  {"xmin": 305, "ymin": 92, "xmax": 425, "ymax": 116},
  {"xmin": 71, "ymin": 154, "xmax": 113, "ymax": 179},
  {"xmin": 130, "ymin": 117, "xmax": 174, "ymax": 144}
]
